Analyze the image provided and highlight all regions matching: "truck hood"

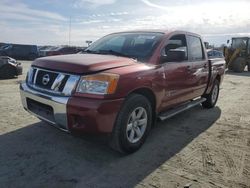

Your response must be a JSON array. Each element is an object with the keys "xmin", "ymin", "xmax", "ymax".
[{"xmin": 32, "ymin": 54, "xmax": 137, "ymax": 74}]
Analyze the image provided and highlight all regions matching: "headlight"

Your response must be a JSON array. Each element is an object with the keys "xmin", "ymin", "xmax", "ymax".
[{"xmin": 76, "ymin": 73, "xmax": 119, "ymax": 95}]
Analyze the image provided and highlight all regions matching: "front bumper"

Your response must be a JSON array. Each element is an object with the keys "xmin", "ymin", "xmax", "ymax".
[
  {"xmin": 20, "ymin": 82, "xmax": 69, "ymax": 131},
  {"xmin": 20, "ymin": 82, "xmax": 124, "ymax": 133}
]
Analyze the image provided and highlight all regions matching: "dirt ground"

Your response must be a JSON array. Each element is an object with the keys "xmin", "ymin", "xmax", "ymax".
[{"xmin": 0, "ymin": 61, "xmax": 250, "ymax": 188}]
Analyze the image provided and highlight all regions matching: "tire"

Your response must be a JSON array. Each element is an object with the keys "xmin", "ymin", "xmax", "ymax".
[
  {"xmin": 247, "ymin": 61, "xmax": 250, "ymax": 72},
  {"xmin": 232, "ymin": 57, "xmax": 246, "ymax": 73},
  {"xmin": 0, "ymin": 64, "xmax": 17, "ymax": 79},
  {"xmin": 110, "ymin": 94, "xmax": 152, "ymax": 154},
  {"xmin": 228, "ymin": 62, "xmax": 233, "ymax": 71},
  {"xmin": 202, "ymin": 79, "xmax": 220, "ymax": 109}
]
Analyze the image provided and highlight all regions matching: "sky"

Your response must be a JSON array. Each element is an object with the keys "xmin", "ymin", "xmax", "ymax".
[{"xmin": 0, "ymin": 0, "xmax": 250, "ymax": 46}]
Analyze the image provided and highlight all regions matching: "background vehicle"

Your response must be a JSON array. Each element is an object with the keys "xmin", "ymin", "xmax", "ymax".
[
  {"xmin": 39, "ymin": 46, "xmax": 59, "ymax": 57},
  {"xmin": 224, "ymin": 37, "xmax": 250, "ymax": 72},
  {"xmin": 0, "ymin": 44, "xmax": 38, "ymax": 60},
  {"xmin": 207, "ymin": 49, "xmax": 224, "ymax": 59},
  {"xmin": 20, "ymin": 30, "xmax": 225, "ymax": 153},
  {"xmin": 0, "ymin": 56, "xmax": 22, "ymax": 78},
  {"xmin": 38, "ymin": 46, "xmax": 53, "ymax": 57},
  {"xmin": 46, "ymin": 46, "xmax": 80, "ymax": 56},
  {"xmin": 0, "ymin": 43, "xmax": 6, "ymax": 48}
]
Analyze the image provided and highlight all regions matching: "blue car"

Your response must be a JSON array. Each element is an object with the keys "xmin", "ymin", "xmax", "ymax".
[
  {"xmin": 0, "ymin": 44, "xmax": 38, "ymax": 60},
  {"xmin": 207, "ymin": 49, "xmax": 224, "ymax": 59}
]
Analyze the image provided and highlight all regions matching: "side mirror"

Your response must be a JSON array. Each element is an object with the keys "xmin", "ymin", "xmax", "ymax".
[{"xmin": 161, "ymin": 49, "xmax": 186, "ymax": 63}]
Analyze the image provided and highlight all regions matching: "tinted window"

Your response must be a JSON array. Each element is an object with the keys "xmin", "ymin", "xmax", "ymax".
[
  {"xmin": 1, "ymin": 45, "xmax": 11, "ymax": 50},
  {"xmin": 163, "ymin": 34, "xmax": 188, "ymax": 60},
  {"xmin": 12, "ymin": 45, "xmax": 23, "ymax": 50},
  {"xmin": 87, "ymin": 32, "xmax": 164, "ymax": 62},
  {"xmin": 105, "ymin": 36, "xmax": 125, "ymax": 52},
  {"xmin": 187, "ymin": 35, "xmax": 204, "ymax": 61}
]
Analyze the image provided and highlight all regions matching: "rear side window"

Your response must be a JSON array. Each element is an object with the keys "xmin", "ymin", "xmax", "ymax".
[
  {"xmin": 187, "ymin": 35, "xmax": 204, "ymax": 61},
  {"xmin": 12, "ymin": 45, "xmax": 23, "ymax": 51}
]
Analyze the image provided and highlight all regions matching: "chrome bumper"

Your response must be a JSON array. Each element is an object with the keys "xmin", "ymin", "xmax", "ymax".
[{"xmin": 20, "ymin": 82, "xmax": 69, "ymax": 132}]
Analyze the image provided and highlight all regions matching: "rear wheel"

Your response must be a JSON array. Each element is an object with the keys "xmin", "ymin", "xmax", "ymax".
[
  {"xmin": 110, "ymin": 94, "xmax": 152, "ymax": 154},
  {"xmin": 232, "ymin": 57, "xmax": 246, "ymax": 72},
  {"xmin": 202, "ymin": 79, "xmax": 220, "ymax": 109},
  {"xmin": 227, "ymin": 62, "xmax": 233, "ymax": 71}
]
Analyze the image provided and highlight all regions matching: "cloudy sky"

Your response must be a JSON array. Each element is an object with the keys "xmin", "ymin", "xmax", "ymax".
[{"xmin": 0, "ymin": 0, "xmax": 250, "ymax": 46}]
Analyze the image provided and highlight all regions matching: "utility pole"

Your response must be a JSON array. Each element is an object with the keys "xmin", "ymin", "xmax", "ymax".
[
  {"xmin": 69, "ymin": 16, "xmax": 71, "ymax": 46},
  {"xmin": 86, "ymin": 40, "xmax": 92, "ymax": 47}
]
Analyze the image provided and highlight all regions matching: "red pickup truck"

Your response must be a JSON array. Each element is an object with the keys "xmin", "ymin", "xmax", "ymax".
[{"xmin": 20, "ymin": 30, "xmax": 225, "ymax": 153}]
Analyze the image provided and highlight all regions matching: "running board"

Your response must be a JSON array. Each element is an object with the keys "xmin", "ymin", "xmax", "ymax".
[{"xmin": 158, "ymin": 98, "xmax": 206, "ymax": 121}]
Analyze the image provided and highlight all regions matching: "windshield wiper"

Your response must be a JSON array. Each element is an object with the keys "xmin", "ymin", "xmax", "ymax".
[
  {"xmin": 84, "ymin": 49, "xmax": 101, "ymax": 54},
  {"xmin": 84, "ymin": 49, "xmax": 136, "ymax": 60}
]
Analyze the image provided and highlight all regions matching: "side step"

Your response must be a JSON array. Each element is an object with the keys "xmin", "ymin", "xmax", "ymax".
[{"xmin": 158, "ymin": 97, "xmax": 206, "ymax": 121}]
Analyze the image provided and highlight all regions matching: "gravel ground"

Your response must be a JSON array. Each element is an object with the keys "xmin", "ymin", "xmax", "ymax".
[{"xmin": 0, "ymin": 61, "xmax": 250, "ymax": 188}]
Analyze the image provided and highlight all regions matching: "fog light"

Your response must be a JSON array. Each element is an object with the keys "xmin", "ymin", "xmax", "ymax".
[{"xmin": 72, "ymin": 115, "xmax": 85, "ymax": 128}]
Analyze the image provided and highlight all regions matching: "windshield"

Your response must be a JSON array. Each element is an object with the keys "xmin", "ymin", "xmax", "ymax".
[
  {"xmin": 232, "ymin": 38, "xmax": 247, "ymax": 49},
  {"xmin": 86, "ymin": 32, "xmax": 164, "ymax": 62},
  {"xmin": 0, "ymin": 45, "xmax": 11, "ymax": 50}
]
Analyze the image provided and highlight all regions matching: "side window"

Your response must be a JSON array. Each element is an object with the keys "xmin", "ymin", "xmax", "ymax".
[
  {"xmin": 12, "ymin": 45, "xmax": 23, "ymax": 53},
  {"xmin": 162, "ymin": 34, "xmax": 188, "ymax": 62},
  {"xmin": 187, "ymin": 35, "xmax": 204, "ymax": 61}
]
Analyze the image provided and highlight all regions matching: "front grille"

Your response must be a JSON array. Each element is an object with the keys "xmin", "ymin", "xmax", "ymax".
[
  {"xmin": 27, "ymin": 67, "xmax": 80, "ymax": 96},
  {"xmin": 36, "ymin": 70, "xmax": 59, "ymax": 89}
]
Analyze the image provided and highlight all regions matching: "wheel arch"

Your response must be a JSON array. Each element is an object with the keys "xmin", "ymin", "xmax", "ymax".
[
  {"xmin": 128, "ymin": 87, "xmax": 157, "ymax": 125},
  {"xmin": 215, "ymin": 74, "xmax": 221, "ymax": 84}
]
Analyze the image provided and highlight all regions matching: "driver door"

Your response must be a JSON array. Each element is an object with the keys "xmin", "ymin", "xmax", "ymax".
[{"xmin": 160, "ymin": 34, "xmax": 194, "ymax": 109}]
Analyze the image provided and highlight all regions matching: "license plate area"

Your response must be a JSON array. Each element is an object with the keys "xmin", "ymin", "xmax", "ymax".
[{"xmin": 27, "ymin": 98, "xmax": 55, "ymax": 123}]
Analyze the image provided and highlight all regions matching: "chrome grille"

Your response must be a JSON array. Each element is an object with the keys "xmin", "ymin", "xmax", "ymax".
[{"xmin": 27, "ymin": 67, "xmax": 80, "ymax": 96}]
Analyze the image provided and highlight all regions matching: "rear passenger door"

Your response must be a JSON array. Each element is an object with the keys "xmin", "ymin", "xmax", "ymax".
[{"xmin": 186, "ymin": 35, "xmax": 209, "ymax": 97}]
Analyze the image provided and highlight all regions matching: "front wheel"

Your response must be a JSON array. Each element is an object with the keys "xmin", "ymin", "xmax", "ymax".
[
  {"xmin": 232, "ymin": 57, "xmax": 246, "ymax": 72},
  {"xmin": 0, "ymin": 64, "xmax": 17, "ymax": 79},
  {"xmin": 110, "ymin": 94, "xmax": 152, "ymax": 154},
  {"xmin": 202, "ymin": 79, "xmax": 220, "ymax": 108}
]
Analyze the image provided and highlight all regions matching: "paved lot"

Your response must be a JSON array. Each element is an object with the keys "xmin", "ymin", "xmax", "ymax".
[{"xmin": 0, "ymin": 61, "xmax": 250, "ymax": 188}]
